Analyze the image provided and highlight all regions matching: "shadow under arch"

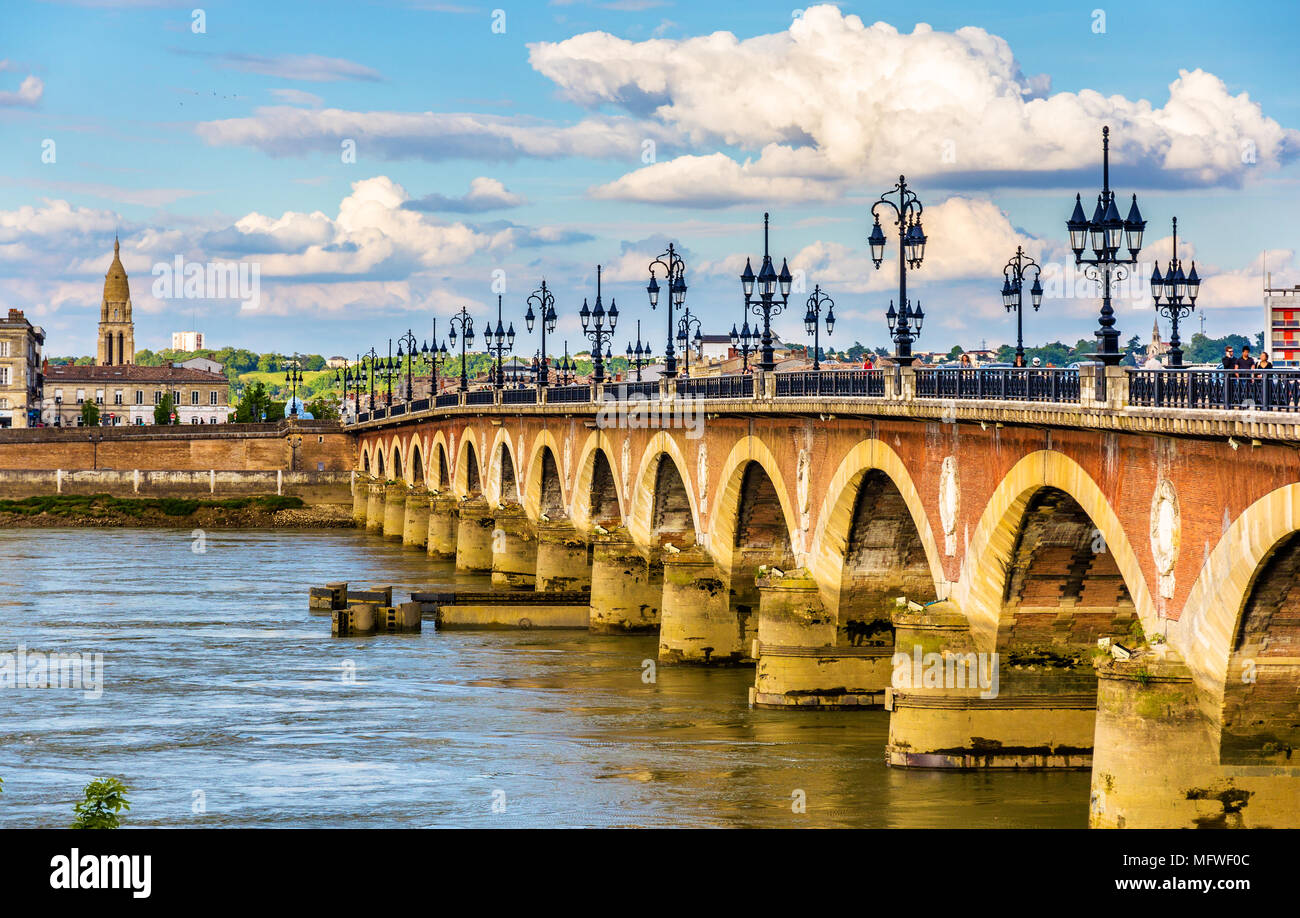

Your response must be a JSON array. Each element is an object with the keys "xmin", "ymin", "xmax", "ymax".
[
  {"xmin": 571, "ymin": 431, "xmax": 625, "ymax": 533},
  {"xmin": 627, "ymin": 432, "xmax": 699, "ymax": 549},
  {"xmin": 706, "ymin": 435, "xmax": 799, "ymax": 573},
  {"xmin": 455, "ymin": 431, "xmax": 482, "ymax": 498},
  {"xmin": 489, "ymin": 427, "xmax": 521, "ymax": 505}
]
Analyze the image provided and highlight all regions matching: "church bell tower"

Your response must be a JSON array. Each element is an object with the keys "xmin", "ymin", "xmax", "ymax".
[{"xmin": 97, "ymin": 236, "xmax": 135, "ymax": 366}]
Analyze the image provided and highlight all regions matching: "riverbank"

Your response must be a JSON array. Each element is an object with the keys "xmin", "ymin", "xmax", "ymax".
[{"xmin": 0, "ymin": 494, "xmax": 355, "ymax": 528}]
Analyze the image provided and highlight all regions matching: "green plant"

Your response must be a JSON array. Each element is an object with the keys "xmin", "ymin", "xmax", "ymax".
[
  {"xmin": 80, "ymin": 400, "xmax": 100, "ymax": 426},
  {"xmin": 1133, "ymin": 668, "xmax": 1153, "ymax": 687},
  {"xmin": 1128, "ymin": 619, "xmax": 1146, "ymax": 646},
  {"xmin": 71, "ymin": 777, "xmax": 130, "ymax": 829}
]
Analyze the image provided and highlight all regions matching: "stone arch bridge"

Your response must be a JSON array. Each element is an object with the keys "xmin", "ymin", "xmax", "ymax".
[{"xmin": 346, "ymin": 366, "xmax": 1300, "ymax": 828}]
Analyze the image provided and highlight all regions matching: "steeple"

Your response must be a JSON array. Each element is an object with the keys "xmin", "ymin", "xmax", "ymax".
[{"xmin": 97, "ymin": 237, "xmax": 135, "ymax": 366}]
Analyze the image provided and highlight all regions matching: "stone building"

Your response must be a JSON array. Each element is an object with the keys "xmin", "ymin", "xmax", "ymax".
[
  {"xmin": 98, "ymin": 236, "xmax": 135, "ymax": 366},
  {"xmin": 0, "ymin": 308, "xmax": 46, "ymax": 428},
  {"xmin": 42, "ymin": 363, "xmax": 232, "ymax": 426}
]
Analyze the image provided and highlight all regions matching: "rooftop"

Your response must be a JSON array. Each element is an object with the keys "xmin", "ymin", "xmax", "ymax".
[{"xmin": 44, "ymin": 363, "xmax": 227, "ymax": 383}]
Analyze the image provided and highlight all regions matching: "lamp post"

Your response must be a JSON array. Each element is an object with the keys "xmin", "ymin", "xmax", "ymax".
[
  {"xmin": 525, "ymin": 280, "xmax": 558, "ymax": 389},
  {"xmin": 647, "ymin": 243, "xmax": 687, "ymax": 378},
  {"xmin": 868, "ymin": 175, "xmax": 927, "ymax": 361},
  {"xmin": 675, "ymin": 309, "xmax": 703, "ymax": 378},
  {"xmin": 447, "ymin": 306, "xmax": 475, "ymax": 392},
  {"xmin": 741, "ymin": 213, "xmax": 793, "ymax": 372},
  {"xmin": 1066, "ymin": 125, "xmax": 1146, "ymax": 366},
  {"xmin": 556, "ymin": 342, "xmax": 576, "ymax": 386},
  {"xmin": 396, "ymin": 328, "xmax": 419, "ymax": 401},
  {"xmin": 730, "ymin": 314, "xmax": 758, "ymax": 372},
  {"xmin": 284, "ymin": 353, "xmax": 304, "ymax": 417},
  {"xmin": 804, "ymin": 285, "xmax": 835, "ymax": 372},
  {"xmin": 424, "ymin": 317, "xmax": 448, "ymax": 396},
  {"xmin": 579, "ymin": 265, "xmax": 618, "ymax": 384},
  {"xmin": 625, "ymin": 319, "xmax": 650, "ymax": 382},
  {"xmin": 361, "ymin": 347, "xmax": 379, "ymax": 410},
  {"xmin": 484, "ymin": 294, "xmax": 515, "ymax": 389},
  {"xmin": 1151, "ymin": 217, "xmax": 1200, "ymax": 368},
  {"xmin": 1000, "ymin": 246, "xmax": 1044, "ymax": 364}
]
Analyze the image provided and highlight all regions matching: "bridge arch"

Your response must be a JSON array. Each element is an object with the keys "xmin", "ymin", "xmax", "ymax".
[
  {"xmin": 360, "ymin": 443, "xmax": 373, "ymax": 474},
  {"xmin": 571, "ymin": 432, "xmax": 624, "ymax": 533},
  {"xmin": 958, "ymin": 449, "xmax": 1156, "ymax": 654},
  {"xmin": 707, "ymin": 435, "xmax": 799, "ymax": 572},
  {"xmin": 408, "ymin": 438, "xmax": 424, "ymax": 488},
  {"xmin": 807, "ymin": 438, "xmax": 945, "ymax": 631},
  {"xmin": 489, "ymin": 427, "xmax": 521, "ymax": 505},
  {"xmin": 428, "ymin": 431, "xmax": 452, "ymax": 491},
  {"xmin": 627, "ymin": 431, "xmax": 699, "ymax": 549},
  {"xmin": 523, "ymin": 430, "xmax": 567, "ymax": 521},
  {"xmin": 455, "ymin": 427, "xmax": 483, "ymax": 498},
  {"xmin": 388, "ymin": 438, "xmax": 403, "ymax": 482},
  {"xmin": 1178, "ymin": 483, "xmax": 1300, "ymax": 762}
]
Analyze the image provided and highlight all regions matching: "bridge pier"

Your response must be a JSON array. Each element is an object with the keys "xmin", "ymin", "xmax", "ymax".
[
  {"xmin": 365, "ymin": 482, "xmax": 384, "ymax": 532},
  {"xmin": 455, "ymin": 498, "xmax": 495, "ymax": 572},
  {"xmin": 535, "ymin": 520, "xmax": 590, "ymax": 592},
  {"xmin": 589, "ymin": 527, "xmax": 661, "ymax": 633},
  {"xmin": 352, "ymin": 476, "xmax": 370, "ymax": 527},
  {"xmin": 427, "ymin": 494, "xmax": 459, "ymax": 559},
  {"xmin": 382, "ymin": 483, "xmax": 407, "ymax": 539},
  {"xmin": 885, "ymin": 602, "xmax": 1095, "ymax": 769},
  {"xmin": 491, "ymin": 504, "xmax": 537, "ymax": 589},
  {"xmin": 1091, "ymin": 653, "xmax": 1300, "ymax": 828},
  {"xmin": 751, "ymin": 569, "xmax": 891, "ymax": 708},
  {"xmin": 659, "ymin": 547, "xmax": 753, "ymax": 664},
  {"xmin": 402, "ymin": 488, "xmax": 429, "ymax": 548}
]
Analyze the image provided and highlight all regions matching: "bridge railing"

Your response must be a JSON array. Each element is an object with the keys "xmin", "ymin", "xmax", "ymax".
[
  {"xmin": 389, "ymin": 403, "xmax": 406, "ymax": 417},
  {"xmin": 1130, "ymin": 368, "xmax": 1300, "ymax": 412},
  {"xmin": 603, "ymin": 380, "xmax": 661, "ymax": 401},
  {"xmin": 915, "ymin": 367, "xmax": 1081, "ymax": 403},
  {"xmin": 409, "ymin": 398, "xmax": 429, "ymax": 413},
  {"xmin": 676, "ymin": 375, "xmax": 751, "ymax": 399},
  {"xmin": 501, "ymin": 387, "xmax": 538, "ymax": 405},
  {"xmin": 434, "ymin": 392, "xmax": 459, "ymax": 408},
  {"xmin": 465, "ymin": 389, "xmax": 495, "ymax": 406},
  {"xmin": 548, "ymin": 385, "xmax": 592, "ymax": 404},
  {"xmin": 775, "ymin": 369, "xmax": 885, "ymax": 398}
]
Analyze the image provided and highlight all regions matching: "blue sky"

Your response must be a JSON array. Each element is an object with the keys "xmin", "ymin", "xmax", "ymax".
[{"xmin": 2, "ymin": 0, "xmax": 1297, "ymax": 359}]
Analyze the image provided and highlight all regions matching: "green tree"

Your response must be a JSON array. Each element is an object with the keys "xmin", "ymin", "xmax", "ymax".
[
  {"xmin": 303, "ymin": 354, "xmax": 326, "ymax": 371},
  {"xmin": 234, "ymin": 381, "xmax": 273, "ymax": 422},
  {"xmin": 256, "ymin": 353, "xmax": 281, "ymax": 373},
  {"xmin": 71, "ymin": 777, "xmax": 130, "ymax": 829},
  {"xmin": 80, "ymin": 401, "xmax": 100, "ymax": 426},
  {"xmin": 305, "ymin": 395, "xmax": 341, "ymax": 420},
  {"xmin": 154, "ymin": 393, "xmax": 178, "ymax": 425}
]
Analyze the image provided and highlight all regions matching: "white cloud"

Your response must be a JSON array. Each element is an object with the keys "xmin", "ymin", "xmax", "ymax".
[
  {"xmin": 407, "ymin": 176, "xmax": 528, "ymax": 212},
  {"xmin": 0, "ymin": 66, "xmax": 43, "ymax": 107},
  {"xmin": 270, "ymin": 88, "xmax": 324, "ymax": 107},
  {"xmin": 528, "ymin": 5, "xmax": 1299, "ymax": 204}
]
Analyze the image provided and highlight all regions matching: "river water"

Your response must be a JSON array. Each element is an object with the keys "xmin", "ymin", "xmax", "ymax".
[{"xmin": 0, "ymin": 529, "xmax": 1088, "ymax": 828}]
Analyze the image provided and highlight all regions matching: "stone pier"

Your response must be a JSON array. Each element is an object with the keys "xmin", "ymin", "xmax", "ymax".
[
  {"xmin": 352, "ymin": 478, "xmax": 369, "ymax": 527},
  {"xmin": 658, "ymin": 547, "xmax": 752, "ymax": 664},
  {"xmin": 402, "ymin": 488, "xmax": 429, "ymax": 548},
  {"xmin": 455, "ymin": 498, "xmax": 494, "ymax": 572},
  {"xmin": 427, "ymin": 494, "xmax": 459, "ymax": 559},
  {"xmin": 490, "ymin": 504, "xmax": 538, "ymax": 589},
  {"xmin": 589, "ymin": 527, "xmax": 661, "ymax": 633},
  {"xmin": 535, "ymin": 520, "xmax": 591, "ymax": 593},
  {"xmin": 751, "ymin": 568, "xmax": 892, "ymax": 708},
  {"xmin": 382, "ymin": 482, "xmax": 407, "ymax": 539},
  {"xmin": 365, "ymin": 482, "xmax": 384, "ymax": 532}
]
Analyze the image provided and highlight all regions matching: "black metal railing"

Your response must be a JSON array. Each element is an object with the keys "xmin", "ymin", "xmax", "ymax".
[
  {"xmin": 775, "ymin": 370, "xmax": 885, "ymax": 398},
  {"xmin": 465, "ymin": 389, "xmax": 495, "ymax": 406},
  {"xmin": 603, "ymin": 380, "xmax": 661, "ymax": 401},
  {"xmin": 1129, "ymin": 368, "xmax": 1300, "ymax": 411},
  {"xmin": 548, "ymin": 385, "xmax": 591, "ymax": 404},
  {"xmin": 676, "ymin": 375, "xmax": 751, "ymax": 399},
  {"xmin": 501, "ymin": 387, "xmax": 538, "ymax": 405},
  {"xmin": 915, "ymin": 367, "xmax": 1081, "ymax": 403},
  {"xmin": 389, "ymin": 403, "xmax": 406, "ymax": 417},
  {"xmin": 409, "ymin": 398, "xmax": 429, "ymax": 413},
  {"xmin": 356, "ymin": 411, "xmax": 370, "ymax": 423},
  {"xmin": 434, "ymin": 392, "xmax": 459, "ymax": 408}
]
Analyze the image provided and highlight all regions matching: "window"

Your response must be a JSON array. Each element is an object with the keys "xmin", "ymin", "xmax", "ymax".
[
  {"xmin": 172, "ymin": 391, "xmax": 181, "ymax": 405},
  {"xmin": 190, "ymin": 416, "xmax": 199, "ymax": 424},
  {"xmin": 190, "ymin": 390, "xmax": 199, "ymax": 405},
  {"xmin": 0, "ymin": 367, "xmax": 9, "ymax": 385},
  {"xmin": 153, "ymin": 391, "xmax": 161, "ymax": 405},
  {"xmin": 0, "ymin": 341, "xmax": 9, "ymax": 357},
  {"xmin": 135, "ymin": 391, "xmax": 143, "ymax": 405},
  {"xmin": 76, "ymin": 389, "xmax": 85, "ymax": 404},
  {"xmin": 54, "ymin": 388, "xmax": 63, "ymax": 402},
  {"xmin": 209, "ymin": 391, "xmax": 218, "ymax": 405},
  {"xmin": 95, "ymin": 389, "xmax": 104, "ymax": 405},
  {"xmin": 114, "ymin": 390, "xmax": 123, "ymax": 405},
  {"xmin": 0, "ymin": 398, "xmax": 8, "ymax": 409}
]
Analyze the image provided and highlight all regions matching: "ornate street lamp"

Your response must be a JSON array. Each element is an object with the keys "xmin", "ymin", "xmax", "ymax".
[
  {"xmin": 556, "ymin": 342, "xmax": 576, "ymax": 386},
  {"xmin": 804, "ymin": 284, "xmax": 835, "ymax": 372},
  {"xmin": 397, "ymin": 328, "xmax": 420, "ymax": 401},
  {"xmin": 740, "ymin": 212, "xmax": 793, "ymax": 372},
  {"xmin": 625, "ymin": 319, "xmax": 651, "ymax": 382},
  {"xmin": 675, "ymin": 308, "xmax": 702, "ymax": 378},
  {"xmin": 579, "ymin": 265, "xmax": 618, "ymax": 384},
  {"xmin": 484, "ymin": 294, "xmax": 515, "ymax": 389},
  {"xmin": 375, "ymin": 340, "xmax": 400, "ymax": 408},
  {"xmin": 420, "ymin": 317, "xmax": 448, "ymax": 397},
  {"xmin": 868, "ymin": 175, "xmax": 927, "ymax": 360},
  {"xmin": 730, "ymin": 313, "xmax": 758, "ymax": 372},
  {"xmin": 1001, "ymin": 246, "xmax": 1044, "ymax": 364},
  {"xmin": 360, "ymin": 346, "xmax": 379, "ymax": 410},
  {"xmin": 284, "ymin": 353, "xmax": 304, "ymax": 417},
  {"xmin": 525, "ymin": 279, "xmax": 559, "ymax": 389},
  {"xmin": 446, "ymin": 306, "xmax": 475, "ymax": 392},
  {"xmin": 1066, "ymin": 125, "xmax": 1146, "ymax": 365},
  {"xmin": 647, "ymin": 243, "xmax": 687, "ymax": 377},
  {"xmin": 1150, "ymin": 217, "xmax": 1200, "ymax": 368}
]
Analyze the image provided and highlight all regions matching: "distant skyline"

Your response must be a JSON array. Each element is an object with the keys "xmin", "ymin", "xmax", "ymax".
[{"xmin": 2, "ymin": 1, "xmax": 1297, "ymax": 359}]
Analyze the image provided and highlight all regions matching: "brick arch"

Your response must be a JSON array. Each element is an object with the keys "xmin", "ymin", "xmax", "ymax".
[
  {"xmin": 957, "ymin": 450, "xmax": 1156, "ymax": 654},
  {"xmin": 455, "ymin": 427, "xmax": 483, "ymax": 498},
  {"xmin": 571, "ymin": 431, "xmax": 624, "ymax": 534},
  {"xmin": 627, "ymin": 431, "xmax": 699, "ymax": 549},
  {"xmin": 707, "ymin": 435, "xmax": 799, "ymax": 573},
  {"xmin": 388, "ymin": 437, "xmax": 403, "ymax": 481},
  {"xmin": 523, "ymin": 430, "xmax": 567, "ymax": 521},
  {"xmin": 428, "ymin": 431, "xmax": 451, "ymax": 491},
  {"xmin": 360, "ymin": 442, "xmax": 373, "ymax": 473},
  {"xmin": 808, "ymin": 438, "xmax": 946, "ymax": 627},
  {"xmin": 1177, "ymin": 482, "xmax": 1300, "ymax": 749},
  {"xmin": 488, "ymin": 426, "xmax": 521, "ymax": 506},
  {"xmin": 408, "ymin": 437, "xmax": 424, "ymax": 488}
]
